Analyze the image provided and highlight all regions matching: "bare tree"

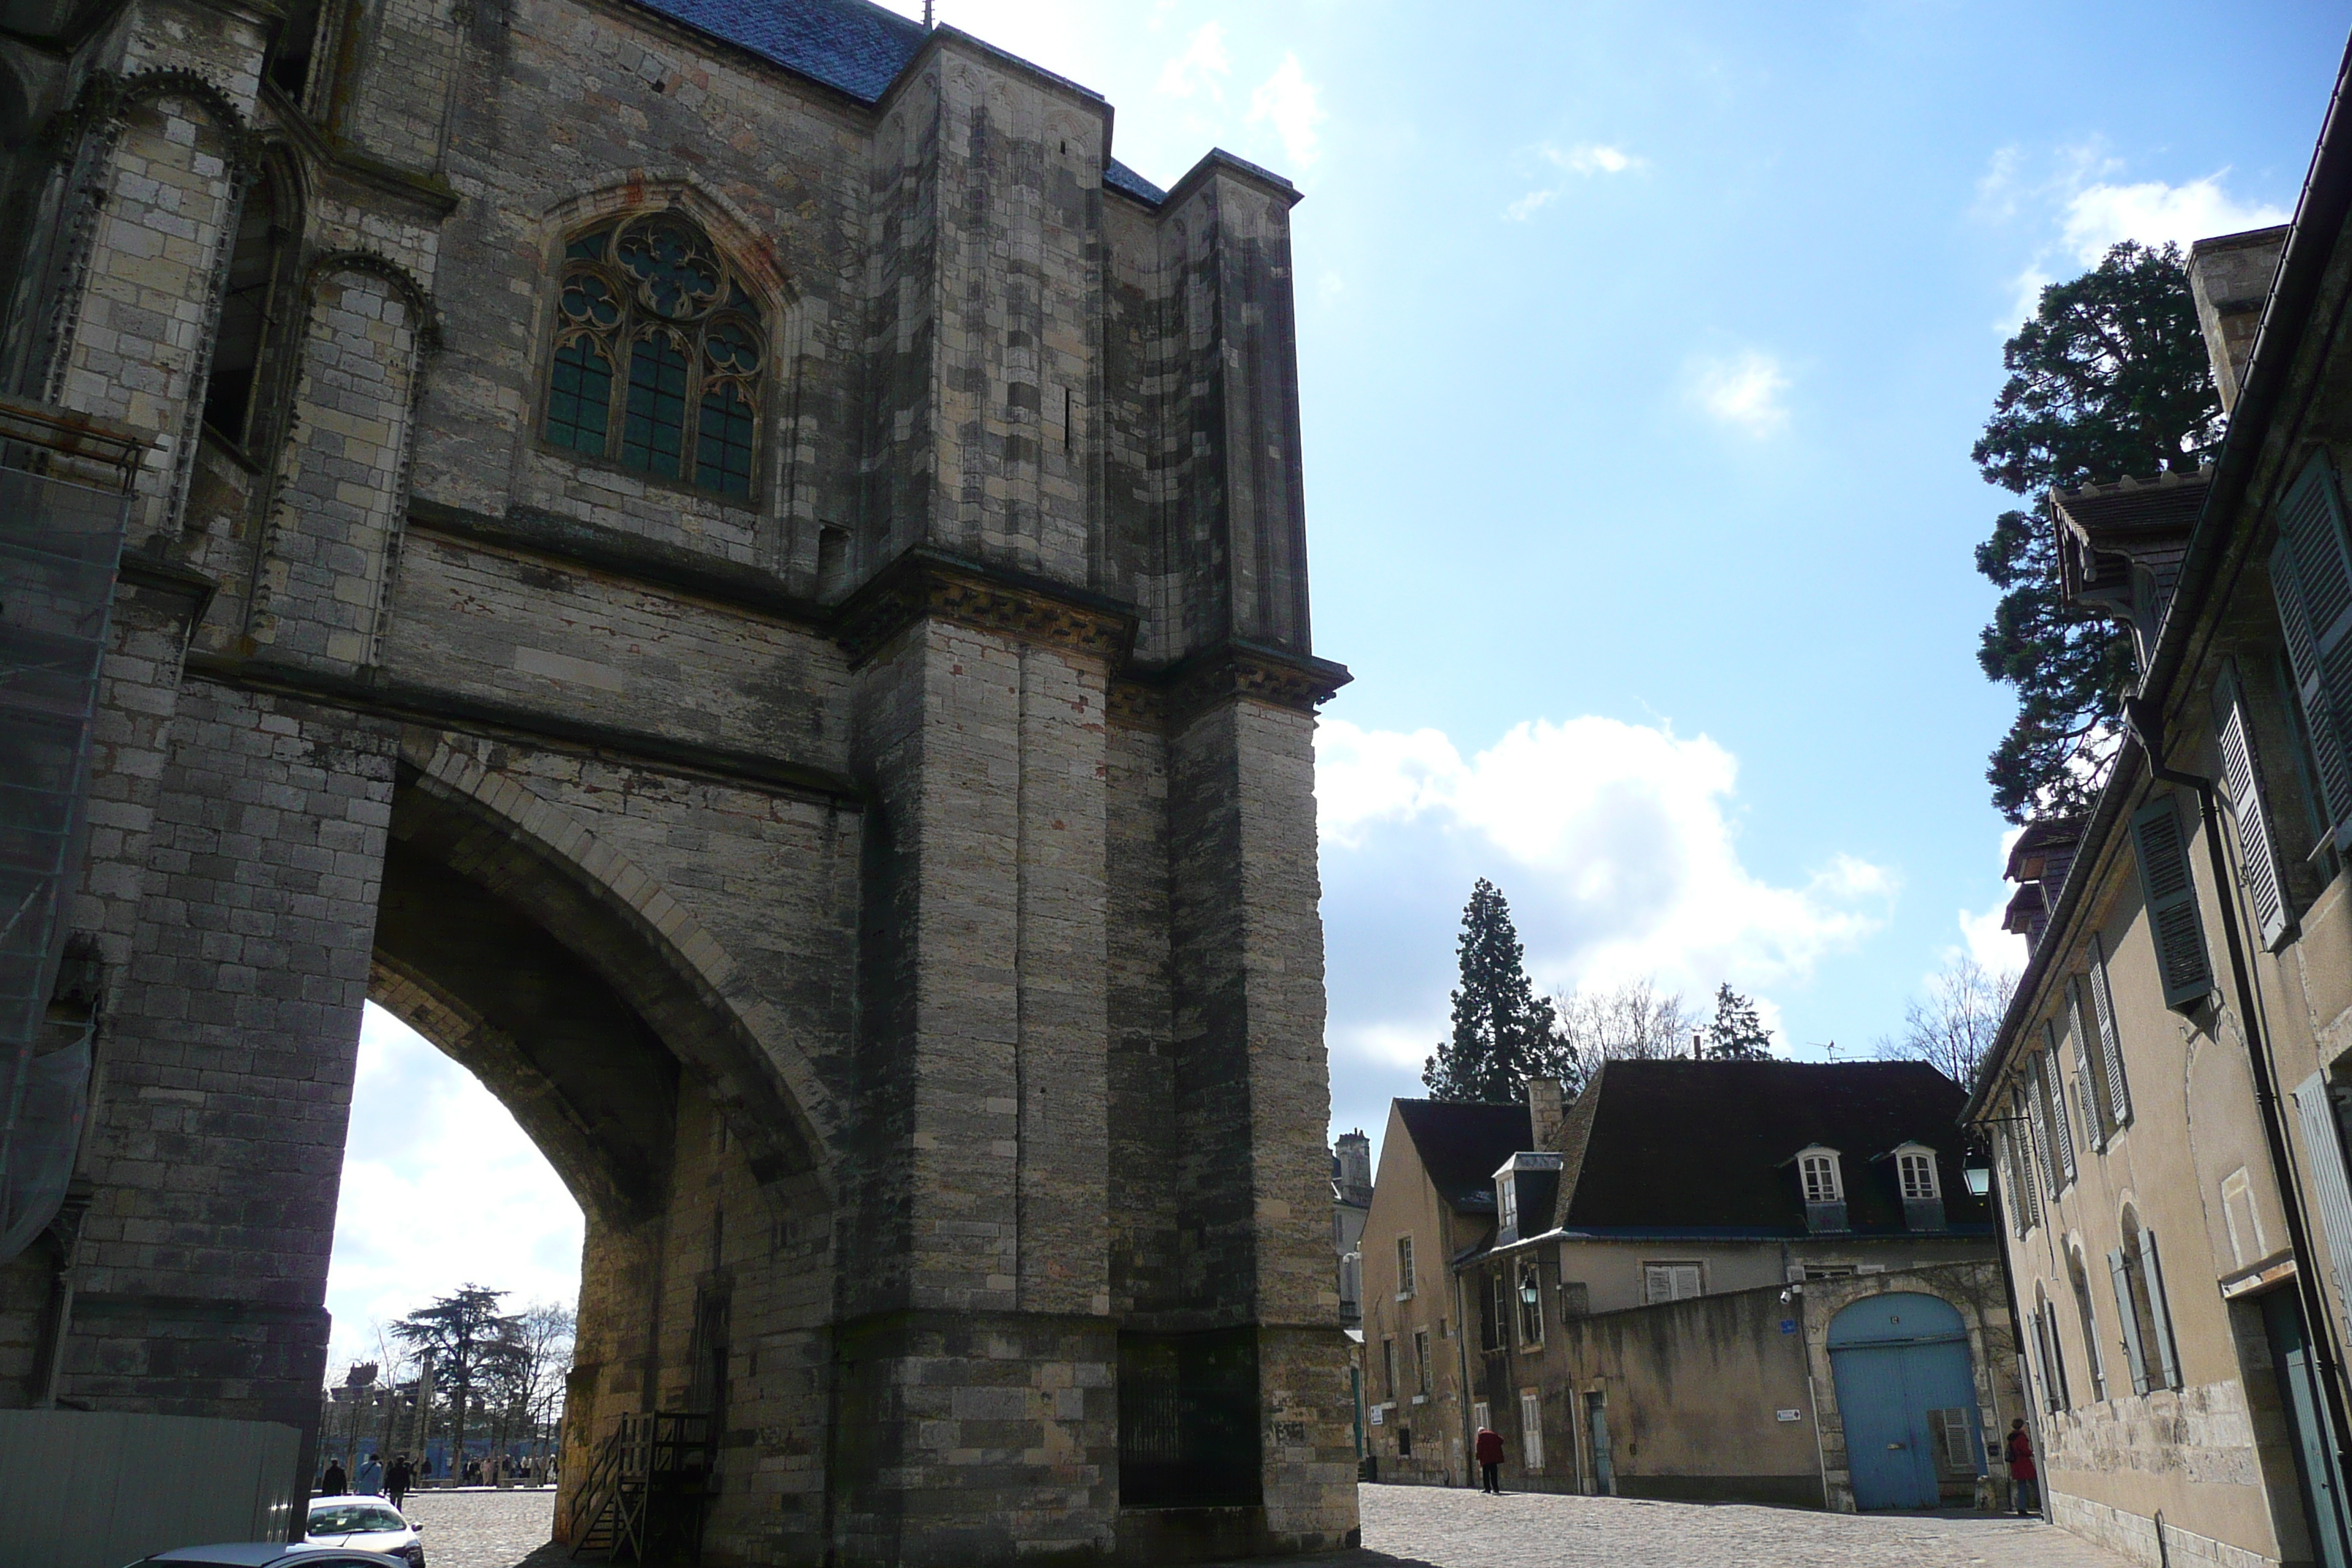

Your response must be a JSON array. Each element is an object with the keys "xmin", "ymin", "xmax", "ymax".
[
  {"xmin": 510, "ymin": 1301, "xmax": 577, "ymax": 1463},
  {"xmin": 1554, "ymin": 976, "xmax": 1698, "ymax": 1087},
  {"xmin": 1877, "ymin": 956, "xmax": 2018, "ymax": 1089}
]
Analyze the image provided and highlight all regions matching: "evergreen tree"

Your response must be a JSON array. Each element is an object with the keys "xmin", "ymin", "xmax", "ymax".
[
  {"xmin": 1973, "ymin": 240, "xmax": 2224, "ymax": 822},
  {"xmin": 1423, "ymin": 879, "xmax": 1568, "ymax": 1101},
  {"xmin": 391, "ymin": 1285, "xmax": 516, "ymax": 1473},
  {"xmin": 1702, "ymin": 983, "xmax": 1774, "ymax": 1060}
]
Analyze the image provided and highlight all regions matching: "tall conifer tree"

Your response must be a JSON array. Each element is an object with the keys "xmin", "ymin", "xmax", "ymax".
[
  {"xmin": 1701, "ymin": 983, "xmax": 1775, "ymax": 1060},
  {"xmin": 1423, "ymin": 879, "xmax": 1567, "ymax": 1101},
  {"xmin": 1973, "ymin": 240, "xmax": 2223, "ymax": 821}
]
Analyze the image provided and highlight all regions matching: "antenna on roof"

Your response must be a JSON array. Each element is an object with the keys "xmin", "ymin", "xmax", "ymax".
[{"xmin": 924, "ymin": 0, "xmax": 934, "ymax": 26}]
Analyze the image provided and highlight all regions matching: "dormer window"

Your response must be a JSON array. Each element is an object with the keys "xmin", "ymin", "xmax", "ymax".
[
  {"xmin": 1893, "ymin": 1142, "xmax": 1947, "ymax": 1232},
  {"xmin": 1799, "ymin": 1147, "xmax": 1842, "ymax": 1203},
  {"xmin": 1797, "ymin": 1145, "xmax": 1847, "ymax": 1233},
  {"xmin": 1499, "ymin": 1174, "xmax": 1518, "ymax": 1235}
]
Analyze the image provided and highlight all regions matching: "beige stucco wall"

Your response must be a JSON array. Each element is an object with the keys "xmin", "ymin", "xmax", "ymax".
[
  {"xmin": 1358, "ymin": 1103, "xmax": 1481, "ymax": 1487},
  {"xmin": 1554, "ymin": 1234, "xmax": 2000, "ymax": 1316}
]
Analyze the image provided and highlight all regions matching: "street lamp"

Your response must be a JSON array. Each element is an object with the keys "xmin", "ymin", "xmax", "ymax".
[{"xmin": 1964, "ymin": 1161, "xmax": 1991, "ymax": 1199}]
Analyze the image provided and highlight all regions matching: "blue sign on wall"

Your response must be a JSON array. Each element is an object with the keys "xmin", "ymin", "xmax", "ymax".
[{"xmin": 1780, "ymin": 1319, "xmax": 1798, "ymax": 1334}]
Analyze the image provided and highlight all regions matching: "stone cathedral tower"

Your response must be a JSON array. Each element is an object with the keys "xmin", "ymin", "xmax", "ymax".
[{"xmin": 0, "ymin": 0, "xmax": 1356, "ymax": 1561}]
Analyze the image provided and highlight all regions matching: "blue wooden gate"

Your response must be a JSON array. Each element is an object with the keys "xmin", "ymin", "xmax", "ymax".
[{"xmin": 1828, "ymin": 1293, "xmax": 1981, "ymax": 1511}]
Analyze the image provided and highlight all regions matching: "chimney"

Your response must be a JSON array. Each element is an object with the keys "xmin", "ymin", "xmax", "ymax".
[
  {"xmin": 2188, "ymin": 225, "xmax": 2290, "ymax": 415},
  {"xmin": 1526, "ymin": 1077, "xmax": 1564, "ymax": 1150},
  {"xmin": 1692, "ymin": 1030, "xmax": 1704, "ymax": 1060}
]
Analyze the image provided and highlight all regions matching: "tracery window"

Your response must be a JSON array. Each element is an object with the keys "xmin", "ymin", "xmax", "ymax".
[{"xmin": 544, "ymin": 212, "xmax": 763, "ymax": 499}]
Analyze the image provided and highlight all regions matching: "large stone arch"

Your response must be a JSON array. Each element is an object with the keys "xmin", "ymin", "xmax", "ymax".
[
  {"xmin": 361, "ymin": 730, "xmax": 845, "ymax": 1551},
  {"xmin": 393, "ymin": 731, "xmax": 839, "ymax": 1190}
]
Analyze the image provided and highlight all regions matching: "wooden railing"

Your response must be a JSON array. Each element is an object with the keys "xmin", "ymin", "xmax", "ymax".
[{"xmin": 563, "ymin": 1411, "xmax": 712, "ymax": 1562}]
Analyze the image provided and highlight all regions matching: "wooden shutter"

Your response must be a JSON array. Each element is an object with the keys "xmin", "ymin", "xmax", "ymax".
[
  {"xmin": 2270, "ymin": 453, "xmax": 2352, "ymax": 834},
  {"xmin": 2142, "ymin": 1231, "xmax": 2182, "ymax": 1392},
  {"xmin": 2295, "ymin": 1071, "xmax": 2352, "ymax": 1321},
  {"xmin": 2131, "ymin": 794, "xmax": 2216, "ymax": 1011},
  {"xmin": 2043, "ymin": 1028, "xmax": 2077, "ymax": 1186},
  {"xmin": 2216, "ymin": 671, "xmax": 2293, "ymax": 947},
  {"xmin": 2070, "ymin": 978, "xmax": 2108, "ymax": 1141},
  {"xmin": 2111, "ymin": 1248, "xmax": 2150, "ymax": 1395},
  {"xmin": 2089, "ymin": 937, "xmax": 2132, "ymax": 1125},
  {"xmin": 2027, "ymin": 1074, "xmax": 2057, "ymax": 1202}
]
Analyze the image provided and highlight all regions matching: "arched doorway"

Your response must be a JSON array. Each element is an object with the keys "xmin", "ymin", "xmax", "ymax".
[
  {"xmin": 336, "ymin": 761, "xmax": 835, "ymax": 1555},
  {"xmin": 1828, "ymin": 1292, "xmax": 1982, "ymax": 1511}
]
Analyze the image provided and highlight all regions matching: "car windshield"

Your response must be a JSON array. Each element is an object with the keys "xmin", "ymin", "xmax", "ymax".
[{"xmin": 308, "ymin": 1504, "xmax": 406, "ymax": 1533}]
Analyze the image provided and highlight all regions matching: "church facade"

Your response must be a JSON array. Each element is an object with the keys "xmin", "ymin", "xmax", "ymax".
[{"xmin": 0, "ymin": 0, "xmax": 1356, "ymax": 1561}]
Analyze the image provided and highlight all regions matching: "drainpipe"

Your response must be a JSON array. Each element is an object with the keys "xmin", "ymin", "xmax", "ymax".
[
  {"xmin": 1454, "ymin": 1264, "xmax": 1475, "ymax": 1488},
  {"xmin": 2130, "ymin": 697, "xmax": 2352, "ymax": 1529}
]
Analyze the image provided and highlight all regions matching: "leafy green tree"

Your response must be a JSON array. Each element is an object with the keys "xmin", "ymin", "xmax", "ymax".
[
  {"xmin": 1973, "ymin": 240, "xmax": 2224, "ymax": 822},
  {"xmin": 1702, "ymin": 983, "xmax": 1774, "ymax": 1060},
  {"xmin": 1423, "ymin": 879, "xmax": 1568, "ymax": 1101},
  {"xmin": 391, "ymin": 1285, "xmax": 516, "ymax": 1473}
]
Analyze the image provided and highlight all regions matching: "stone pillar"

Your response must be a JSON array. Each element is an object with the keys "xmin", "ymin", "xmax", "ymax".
[
  {"xmin": 246, "ymin": 261, "xmax": 431, "ymax": 671},
  {"xmin": 862, "ymin": 34, "xmax": 1109, "ymax": 586},
  {"xmin": 61, "ymin": 682, "xmax": 397, "ymax": 1493},
  {"xmin": 837, "ymin": 559, "xmax": 1123, "ymax": 1565},
  {"xmin": 1165, "ymin": 655, "xmax": 1355, "ymax": 1553}
]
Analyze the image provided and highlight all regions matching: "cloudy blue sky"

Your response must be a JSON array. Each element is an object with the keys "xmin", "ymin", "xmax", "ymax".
[{"xmin": 324, "ymin": 0, "xmax": 2350, "ymax": 1368}]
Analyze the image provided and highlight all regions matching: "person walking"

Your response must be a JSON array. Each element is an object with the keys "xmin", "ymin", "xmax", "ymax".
[
  {"xmin": 355, "ymin": 1452, "xmax": 384, "ymax": 1496},
  {"xmin": 319, "ymin": 1456, "xmax": 348, "ymax": 1496},
  {"xmin": 2005, "ymin": 1418, "xmax": 2040, "ymax": 1515},
  {"xmin": 1474, "ymin": 1424, "xmax": 1506, "ymax": 1495},
  {"xmin": 386, "ymin": 1454, "xmax": 414, "ymax": 1509}
]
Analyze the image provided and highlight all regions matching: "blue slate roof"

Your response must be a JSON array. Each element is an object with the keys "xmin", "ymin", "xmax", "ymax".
[
  {"xmin": 636, "ymin": 0, "xmax": 924, "ymax": 102},
  {"xmin": 628, "ymin": 0, "xmax": 1169, "ymax": 204}
]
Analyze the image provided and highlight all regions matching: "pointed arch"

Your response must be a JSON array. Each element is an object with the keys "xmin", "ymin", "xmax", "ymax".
[{"xmin": 398, "ymin": 734, "xmax": 838, "ymax": 1202}]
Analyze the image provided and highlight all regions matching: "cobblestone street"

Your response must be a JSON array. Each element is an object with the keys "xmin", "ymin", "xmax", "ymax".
[
  {"xmin": 408, "ymin": 1482, "xmax": 2141, "ymax": 1568},
  {"xmin": 399, "ymin": 1488, "xmax": 559, "ymax": 1568},
  {"xmin": 1319, "ymin": 1485, "xmax": 2138, "ymax": 1568}
]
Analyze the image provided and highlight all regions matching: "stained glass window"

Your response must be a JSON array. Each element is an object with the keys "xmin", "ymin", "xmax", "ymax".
[
  {"xmin": 542, "ymin": 211, "xmax": 762, "ymax": 499},
  {"xmin": 546, "ymin": 339, "xmax": 612, "ymax": 453}
]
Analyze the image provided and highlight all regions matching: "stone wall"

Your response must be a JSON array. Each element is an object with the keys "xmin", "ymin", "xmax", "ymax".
[{"xmin": 0, "ymin": 0, "xmax": 1354, "ymax": 1561}]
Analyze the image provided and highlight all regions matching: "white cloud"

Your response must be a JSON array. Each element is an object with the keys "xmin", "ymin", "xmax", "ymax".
[
  {"xmin": 1247, "ymin": 54, "xmax": 1324, "ymax": 169},
  {"xmin": 1956, "ymin": 825, "xmax": 2029, "ymax": 978},
  {"xmin": 325, "ymin": 1004, "xmax": 584, "ymax": 1373},
  {"xmin": 1978, "ymin": 145, "xmax": 2291, "ymax": 326},
  {"xmin": 1686, "ymin": 349, "xmax": 1793, "ymax": 436},
  {"xmin": 1505, "ymin": 189, "xmax": 1558, "ymax": 222},
  {"xmin": 1552, "ymin": 142, "xmax": 1642, "ymax": 176},
  {"xmin": 1507, "ymin": 142, "xmax": 1645, "ymax": 219},
  {"xmin": 1317, "ymin": 715, "xmax": 1894, "ymax": 1008},
  {"xmin": 1156, "ymin": 21, "xmax": 1229, "ymax": 101},
  {"xmin": 2059, "ymin": 172, "xmax": 2290, "ymax": 265}
]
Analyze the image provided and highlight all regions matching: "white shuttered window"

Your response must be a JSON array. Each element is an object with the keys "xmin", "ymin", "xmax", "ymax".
[{"xmin": 2216, "ymin": 671, "xmax": 2293, "ymax": 947}]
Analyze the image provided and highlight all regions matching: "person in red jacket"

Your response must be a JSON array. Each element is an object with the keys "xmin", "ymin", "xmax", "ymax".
[
  {"xmin": 1474, "ymin": 1425, "xmax": 1506, "ymax": 1494},
  {"xmin": 2005, "ymin": 1417, "xmax": 2039, "ymax": 1515}
]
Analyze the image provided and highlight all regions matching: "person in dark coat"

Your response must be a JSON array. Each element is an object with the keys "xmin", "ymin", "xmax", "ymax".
[
  {"xmin": 386, "ymin": 1453, "xmax": 414, "ymax": 1509},
  {"xmin": 319, "ymin": 1457, "xmax": 349, "ymax": 1496},
  {"xmin": 2005, "ymin": 1418, "xmax": 2039, "ymax": 1515},
  {"xmin": 1474, "ymin": 1425, "xmax": 1506, "ymax": 1494}
]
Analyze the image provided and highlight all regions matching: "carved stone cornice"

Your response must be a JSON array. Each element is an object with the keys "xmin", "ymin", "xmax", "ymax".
[
  {"xmin": 1115, "ymin": 640, "xmax": 1352, "ymax": 729},
  {"xmin": 834, "ymin": 546, "xmax": 1135, "ymax": 667},
  {"xmin": 1106, "ymin": 679, "xmax": 1165, "ymax": 729}
]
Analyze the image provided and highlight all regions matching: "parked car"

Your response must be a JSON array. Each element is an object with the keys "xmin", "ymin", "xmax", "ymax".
[
  {"xmin": 129, "ymin": 1549, "xmax": 407, "ymax": 1567},
  {"xmin": 301, "ymin": 1498, "xmax": 426, "ymax": 1568}
]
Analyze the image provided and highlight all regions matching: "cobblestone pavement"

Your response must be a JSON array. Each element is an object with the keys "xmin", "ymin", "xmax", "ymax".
[
  {"xmin": 397, "ymin": 1487, "xmax": 558, "ymax": 1568},
  {"xmin": 1309, "ymin": 1484, "xmax": 2139, "ymax": 1568},
  {"xmin": 398, "ymin": 1480, "xmax": 2141, "ymax": 1568}
]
